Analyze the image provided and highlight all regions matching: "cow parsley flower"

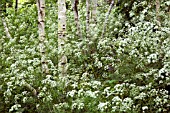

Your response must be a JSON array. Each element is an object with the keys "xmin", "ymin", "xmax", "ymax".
[
  {"xmin": 85, "ymin": 90, "xmax": 99, "ymax": 98},
  {"xmin": 67, "ymin": 90, "xmax": 77, "ymax": 97},
  {"xmin": 91, "ymin": 80, "xmax": 101, "ymax": 89},
  {"xmin": 98, "ymin": 102, "xmax": 109, "ymax": 112},
  {"xmin": 78, "ymin": 103, "xmax": 84, "ymax": 109},
  {"xmin": 120, "ymin": 97, "xmax": 133, "ymax": 111},
  {"xmin": 112, "ymin": 96, "xmax": 122, "ymax": 105},
  {"xmin": 9, "ymin": 104, "xmax": 21, "ymax": 112}
]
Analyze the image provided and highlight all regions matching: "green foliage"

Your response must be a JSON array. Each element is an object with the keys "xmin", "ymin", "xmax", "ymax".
[{"xmin": 0, "ymin": 0, "xmax": 170, "ymax": 113}]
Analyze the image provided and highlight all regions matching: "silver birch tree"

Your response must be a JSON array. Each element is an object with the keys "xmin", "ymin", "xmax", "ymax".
[
  {"xmin": 58, "ymin": 0, "xmax": 67, "ymax": 76},
  {"xmin": 86, "ymin": 0, "xmax": 97, "ymax": 37},
  {"xmin": 37, "ymin": 0, "xmax": 49, "ymax": 74},
  {"xmin": 156, "ymin": 0, "xmax": 161, "ymax": 26},
  {"xmin": 86, "ymin": 0, "xmax": 90, "ymax": 38},
  {"xmin": 1, "ymin": 17, "xmax": 12, "ymax": 39}
]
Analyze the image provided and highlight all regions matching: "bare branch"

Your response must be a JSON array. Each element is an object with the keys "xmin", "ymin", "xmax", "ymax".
[
  {"xmin": 23, "ymin": 82, "xmax": 37, "ymax": 96},
  {"xmin": 102, "ymin": 0, "xmax": 114, "ymax": 38}
]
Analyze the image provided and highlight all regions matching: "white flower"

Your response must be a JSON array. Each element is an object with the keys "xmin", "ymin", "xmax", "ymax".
[
  {"xmin": 112, "ymin": 106, "xmax": 118, "ymax": 112},
  {"xmin": 67, "ymin": 90, "xmax": 77, "ymax": 97},
  {"xmin": 97, "ymin": 61, "xmax": 103, "ymax": 68},
  {"xmin": 38, "ymin": 92, "xmax": 45, "ymax": 98},
  {"xmin": 104, "ymin": 87, "xmax": 110, "ymax": 93},
  {"xmin": 50, "ymin": 81, "xmax": 57, "ymax": 87},
  {"xmin": 46, "ymin": 95, "xmax": 53, "ymax": 101},
  {"xmin": 9, "ymin": 104, "xmax": 21, "ymax": 112},
  {"xmin": 6, "ymin": 82, "xmax": 13, "ymax": 87},
  {"xmin": 27, "ymin": 66, "xmax": 34, "ymax": 72},
  {"xmin": 112, "ymin": 96, "xmax": 122, "ymax": 105},
  {"xmin": 71, "ymin": 82, "xmax": 78, "ymax": 88},
  {"xmin": 134, "ymin": 92, "xmax": 146, "ymax": 100},
  {"xmin": 123, "ymin": 97, "xmax": 133, "ymax": 103},
  {"xmin": 120, "ymin": 97, "xmax": 133, "ymax": 111},
  {"xmin": 54, "ymin": 102, "xmax": 69, "ymax": 109},
  {"xmin": 36, "ymin": 104, "xmax": 40, "ymax": 109},
  {"xmin": 142, "ymin": 106, "xmax": 148, "ymax": 111},
  {"xmin": 104, "ymin": 87, "xmax": 112, "ymax": 97},
  {"xmin": 78, "ymin": 89, "xmax": 84, "ymax": 97},
  {"xmin": 114, "ymin": 84, "xmax": 124, "ymax": 95},
  {"xmin": 42, "ymin": 87, "xmax": 47, "ymax": 91},
  {"xmin": 72, "ymin": 103, "xmax": 77, "ymax": 109},
  {"xmin": 91, "ymin": 81, "xmax": 101, "ymax": 89},
  {"xmin": 4, "ymin": 89, "xmax": 12, "ymax": 96},
  {"xmin": 154, "ymin": 96, "xmax": 162, "ymax": 106},
  {"xmin": 10, "ymin": 63, "xmax": 16, "ymax": 68},
  {"xmin": 23, "ymin": 97, "xmax": 27, "ymax": 103},
  {"xmin": 85, "ymin": 90, "xmax": 99, "ymax": 98},
  {"xmin": 78, "ymin": 103, "xmax": 84, "ymax": 109},
  {"xmin": 98, "ymin": 102, "xmax": 109, "ymax": 112}
]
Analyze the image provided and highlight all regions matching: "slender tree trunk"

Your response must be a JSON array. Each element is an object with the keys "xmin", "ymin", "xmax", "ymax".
[
  {"xmin": 86, "ymin": 0, "xmax": 90, "ymax": 38},
  {"xmin": 91, "ymin": 0, "xmax": 97, "ymax": 24},
  {"xmin": 58, "ymin": 0, "xmax": 67, "ymax": 76},
  {"xmin": 37, "ymin": 0, "xmax": 49, "ymax": 74},
  {"xmin": 102, "ymin": 0, "xmax": 114, "ymax": 38},
  {"xmin": 0, "ymin": 1, "xmax": 12, "ymax": 39},
  {"xmin": 71, "ymin": 0, "xmax": 82, "ymax": 38},
  {"xmin": 156, "ymin": 0, "xmax": 161, "ymax": 26},
  {"xmin": 1, "ymin": 17, "xmax": 12, "ymax": 39},
  {"xmin": 15, "ymin": 0, "xmax": 18, "ymax": 12}
]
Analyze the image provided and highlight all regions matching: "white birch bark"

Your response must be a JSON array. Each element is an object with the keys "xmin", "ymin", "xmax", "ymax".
[
  {"xmin": 58, "ymin": 0, "xmax": 67, "ymax": 76},
  {"xmin": 1, "ymin": 17, "xmax": 12, "ymax": 39},
  {"xmin": 37, "ymin": 0, "xmax": 49, "ymax": 74},
  {"xmin": 86, "ymin": 0, "xmax": 90, "ymax": 38}
]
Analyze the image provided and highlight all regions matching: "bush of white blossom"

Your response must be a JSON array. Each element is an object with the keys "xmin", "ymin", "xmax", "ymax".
[{"xmin": 0, "ymin": 0, "xmax": 170, "ymax": 113}]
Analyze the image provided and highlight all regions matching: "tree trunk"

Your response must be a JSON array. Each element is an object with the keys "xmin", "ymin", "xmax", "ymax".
[
  {"xmin": 102, "ymin": 0, "xmax": 114, "ymax": 38},
  {"xmin": 15, "ymin": 0, "xmax": 18, "ymax": 12},
  {"xmin": 156, "ymin": 0, "xmax": 161, "ymax": 26},
  {"xmin": 1, "ymin": 17, "xmax": 12, "ymax": 39},
  {"xmin": 37, "ymin": 0, "xmax": 49, "ymax": 74},
  {"xmin": 86, "ymin": 0, "xmax": 90, "ymax": 38},
  {"xmin": 91, "ymin": 0, "xmax": 97, "ymax": 24},
  {"xmin": 58, "ymin": 0, "xmax": 67, "ymax": 76},
  {"xmin": 71, "ymin": 0, "xmax": 82, "ymax": 38},
  {"xmin": 0, "ymin": 1, "xmax": 12, "ymax": 39}
]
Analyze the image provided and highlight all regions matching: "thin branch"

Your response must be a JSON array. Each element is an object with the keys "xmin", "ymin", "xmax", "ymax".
[
  {"xmin": 102, "ymin": 0, "xmax": 114, "ymax": 38},
  {"xmin": 23, "ymin": 82, "xmax": 37, "ymax": 96}
]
